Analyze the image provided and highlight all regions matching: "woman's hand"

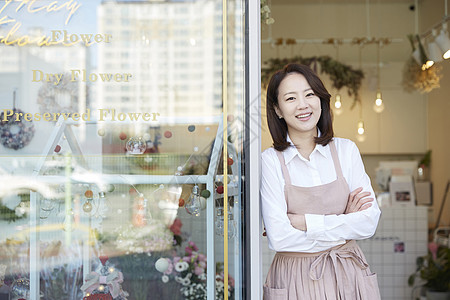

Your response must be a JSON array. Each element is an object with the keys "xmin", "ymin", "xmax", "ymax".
[
  {"xmin": 345, "ymin": 187, "xmax": 373, "ymax": 214},
  {"xmin": 287, "ymin": 213, "xmax": 307, "ymax": 231}
]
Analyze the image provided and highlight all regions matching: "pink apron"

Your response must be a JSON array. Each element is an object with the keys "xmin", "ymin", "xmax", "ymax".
[{"xmin": 263, "ymin": 140, "xmax": 381, "ymax": 300}]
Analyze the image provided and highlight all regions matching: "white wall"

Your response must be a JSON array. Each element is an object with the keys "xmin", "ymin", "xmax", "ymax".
[{"xmin": 261, "ymin": 2, "xmax": 428, "ymax": 155}]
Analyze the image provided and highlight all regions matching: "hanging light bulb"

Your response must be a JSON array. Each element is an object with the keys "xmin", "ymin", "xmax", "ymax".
[
  {"xmin": 356, "ymin": 120, "xmax": 366, "ymax": 142},
  {"xmin": 334, "ymin": 93, "xmax": 343, "ymax": 115},
  {"xmin": 357, "ymin": 120, "xmax": 365, "ymax": 135},
  {"xmin": 82, "ymin": 200, "xmax": 93, "ymax": 213},
  {"xmin": 373, "ymin": 42, "xmax": 385, "ymax": 113},
  {"xmin": 185, "ymin": 185, "xmax": 201, "ymax": 216},
  {"xmin": 373, "ymin": 90, "xmax": 385, "ymax": 113}
]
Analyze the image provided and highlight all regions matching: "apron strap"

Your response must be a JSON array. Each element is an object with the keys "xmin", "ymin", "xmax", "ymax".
[
  {"xmin": 329, "ymin": 139, "xmax": 344, "ymax": 180},
  {"xmin": 275, "ymin": 150, "xmax": 292, "ymax": 186}
]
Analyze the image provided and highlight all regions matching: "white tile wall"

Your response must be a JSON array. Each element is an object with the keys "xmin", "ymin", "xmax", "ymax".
[
  {"xmin": 261, "ymin": 206, "xmax": 429, "ymax": 300},
  {"xmin": 358, "ymin": 206, "xmax": 428, "ymax": 300}
]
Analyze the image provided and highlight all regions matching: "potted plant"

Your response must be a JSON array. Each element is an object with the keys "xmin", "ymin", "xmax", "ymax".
[{"xmin": 408, "ymin": 242, "xmax": 450, "ymax": 300}]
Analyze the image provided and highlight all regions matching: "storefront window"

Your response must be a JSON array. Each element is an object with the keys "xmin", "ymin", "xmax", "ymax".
[{"xmin": 0, "ymin": 0, "xmax": 248, "ymax": 299}]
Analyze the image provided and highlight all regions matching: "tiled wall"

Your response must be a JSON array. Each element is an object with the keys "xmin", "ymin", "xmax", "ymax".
[
  {"xmin": 359, "ymin": 206, "xmax": 429, "ymax": 300},
  {"xmin": 261, "ymin": 206, "xmax": 429, "ymax": 299}
]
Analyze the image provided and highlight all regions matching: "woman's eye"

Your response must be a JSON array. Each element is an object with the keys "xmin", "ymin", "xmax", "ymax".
[
  {"xmin": 286, "ymin": 97, "xmax": 295, "ymax": 101},
  {"xmin": 306, "ymin": 92, "xmax": 315, "ymax": 97}
]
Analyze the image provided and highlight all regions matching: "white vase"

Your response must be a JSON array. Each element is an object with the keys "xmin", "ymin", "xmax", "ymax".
[{"xmin": 426, "ymin": 290, "xmax": 450, "ymax": 300}]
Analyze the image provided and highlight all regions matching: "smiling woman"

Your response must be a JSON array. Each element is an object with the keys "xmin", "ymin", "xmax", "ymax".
[{"xmin": 261, "ymin": 63, "xmax": 381, "ymax": 300}]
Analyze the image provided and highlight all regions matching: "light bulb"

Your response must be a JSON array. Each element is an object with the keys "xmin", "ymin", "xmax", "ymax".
[
  {"xmin": 357, "ymin": 127, "xmax": 365, "ymax": 135},
  {"xmin": 334, "ymin": 94, "xmax": 343, "ymax": 115},
  {"xmin": 83, "ymin": 201, "xmax": 93, "ymax": 213},
  {"xmin": 334, "ymin": 94, "xmax": 342, "ymax": 108},
  {"xmin": 357, "ymin": 120, "xmax": 365, "ymax": 134},
  {"xmin": 185, "ymin": 186, "xmax": 201, "ymax": 216},
  {"xmin": 373, "ymin": 91, "xmax": 385, "ymax": 113},
  {"xmin": 425, "ymin": 60, "xmax": 434, "ymax": 69},
  {"xmin": 444, "ymin": 50, "xmax": 450, "ymax": 59},
  {"xmin": 356, "ymin": 120, "xmax": 366, "ymax": 142}
]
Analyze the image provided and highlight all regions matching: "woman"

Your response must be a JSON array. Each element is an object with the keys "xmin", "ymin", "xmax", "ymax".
[{"xmin": 261, "ymin": 63, "xmax": 381, "ymax": 300}]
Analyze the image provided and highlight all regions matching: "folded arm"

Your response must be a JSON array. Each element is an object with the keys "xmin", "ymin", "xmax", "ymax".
[
  {"xmin": 303, "ymin": 142, "xmax": 381, "ymax": 242},
  {"xmin": 260, "ymin": 151, "xmax": 341, "ymax": 252},
  {"xmin": 287, "ymin": 142, "xmax": 381, "ymax": 242}
]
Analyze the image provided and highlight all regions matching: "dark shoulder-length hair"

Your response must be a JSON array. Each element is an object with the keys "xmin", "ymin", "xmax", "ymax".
[{"xmin": 266, "ymin": 63, "xmax": 334, "ymax": 151}]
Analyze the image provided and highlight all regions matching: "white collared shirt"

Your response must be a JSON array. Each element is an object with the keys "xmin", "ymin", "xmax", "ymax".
[{"xmin": 260, "ymin": 134, "xmax": 381, "ymax": 253}]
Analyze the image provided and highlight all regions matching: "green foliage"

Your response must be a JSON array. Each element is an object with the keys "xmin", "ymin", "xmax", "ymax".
[
  {"xmin": 408, "ymin": 246, "xmax": 450, "ymax": 292},
  {"xmin": 262, "ymin": 56, "xmax": 365, "ymax": 108},
  {"xmin": 419, "ymin": 150, "xmax": 432, "ymax": 167},
  {"xmin": 0, "ymin": 194, "xmax": 29, "ymax": 223}
]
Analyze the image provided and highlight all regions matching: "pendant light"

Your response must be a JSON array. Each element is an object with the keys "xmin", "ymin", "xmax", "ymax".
[
  {"xmin": 333, "ymin": 40, "xmax": 344, "ymax": 116},
  {"xmin": 356, "ymin": 44, "xmax": 366, "ymax": 142},
  {"xmin": 334, "ymin": 93, "xmax": 343, "ymax": 115},
  {"xmin": 373, "ymin": 41, "xmax": 385, "ymax": 113}
]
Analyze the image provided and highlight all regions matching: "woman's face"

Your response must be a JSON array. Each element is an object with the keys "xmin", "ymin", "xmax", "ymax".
[{"xmin": 275, "ymin": 73, "xmax": 321, "ymax": 137}]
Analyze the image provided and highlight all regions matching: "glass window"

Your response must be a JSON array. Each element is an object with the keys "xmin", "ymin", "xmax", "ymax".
[{"xmin": 0, "ymin": 0, "xmax": 247, "ymax": 299}]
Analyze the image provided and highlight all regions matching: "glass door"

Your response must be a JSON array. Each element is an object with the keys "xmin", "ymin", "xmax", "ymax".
[{"xmin": 0, "ymin": 0, "xmax": 258, "ymax": 299}]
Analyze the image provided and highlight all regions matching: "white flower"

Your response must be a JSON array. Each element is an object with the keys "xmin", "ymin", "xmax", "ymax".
[
  {"xmin": 199, "ymin": 273, "xmax": 206, "ymax": 280},
  {"xmin": 182, "ymin": 278, "xmax": 191, "ymax": 286},
  {"xmin": 175, "ymin": 276, "xmax": 183, "ymax": 283},
  {"xmin": 175, "ymin": 261, "xmax": 189, "ymax": 272},
  {"xmin": 217, "ymin": 281, "xmax": 224, "ymax": 289},
  {"xmin": 161, "ymin": 275, "xmax": 169, "ymax": 283}
]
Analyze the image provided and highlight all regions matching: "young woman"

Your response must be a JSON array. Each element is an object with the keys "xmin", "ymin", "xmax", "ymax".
[{"xmin": 261, "ymin": 63, "xmax": 381, "ymax": 300}]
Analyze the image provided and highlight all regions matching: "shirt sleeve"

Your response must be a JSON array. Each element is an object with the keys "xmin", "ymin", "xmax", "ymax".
[
  {"xmin": 260, "ymin": 150, "xmax": 340, "ymax": 252},
  {"xmin": 304, "ymin": 141, "xmax": 381, "ymax": 242}
]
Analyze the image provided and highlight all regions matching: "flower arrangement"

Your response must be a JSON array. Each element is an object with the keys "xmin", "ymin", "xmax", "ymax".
[
  {"xmin": 0, "ymin": 108, "xmax": 35, "ymax": 150},
  {"xmin": 408, "ymin": 242, "xmax": 450, "ymax": 293},
  {"xmin": 161, "ymin": 241, "xmax": 235, "ymax": 300}
]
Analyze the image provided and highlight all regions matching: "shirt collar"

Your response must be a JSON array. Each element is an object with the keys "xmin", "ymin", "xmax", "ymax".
[{"xmin": 284, "ymin": 129, "xmax": 328, "ymax": 164}]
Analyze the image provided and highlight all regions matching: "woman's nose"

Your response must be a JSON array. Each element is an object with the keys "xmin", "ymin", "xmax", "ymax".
[{"xmin": 296, "ymin": 97, "xmax": 308, "ymax": 109}]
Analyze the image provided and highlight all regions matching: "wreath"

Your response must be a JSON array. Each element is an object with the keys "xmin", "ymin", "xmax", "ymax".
[
  {"xmin": 0, "ymin": 108, "xmax": 35, "ymax": 150},
  {"xmin": 262, "ymin": 56, "xmax": 365, "ymax": 108},
  {"xmin": 36, "ymin": 73, "xmax": 80, "ymax": 117}
]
